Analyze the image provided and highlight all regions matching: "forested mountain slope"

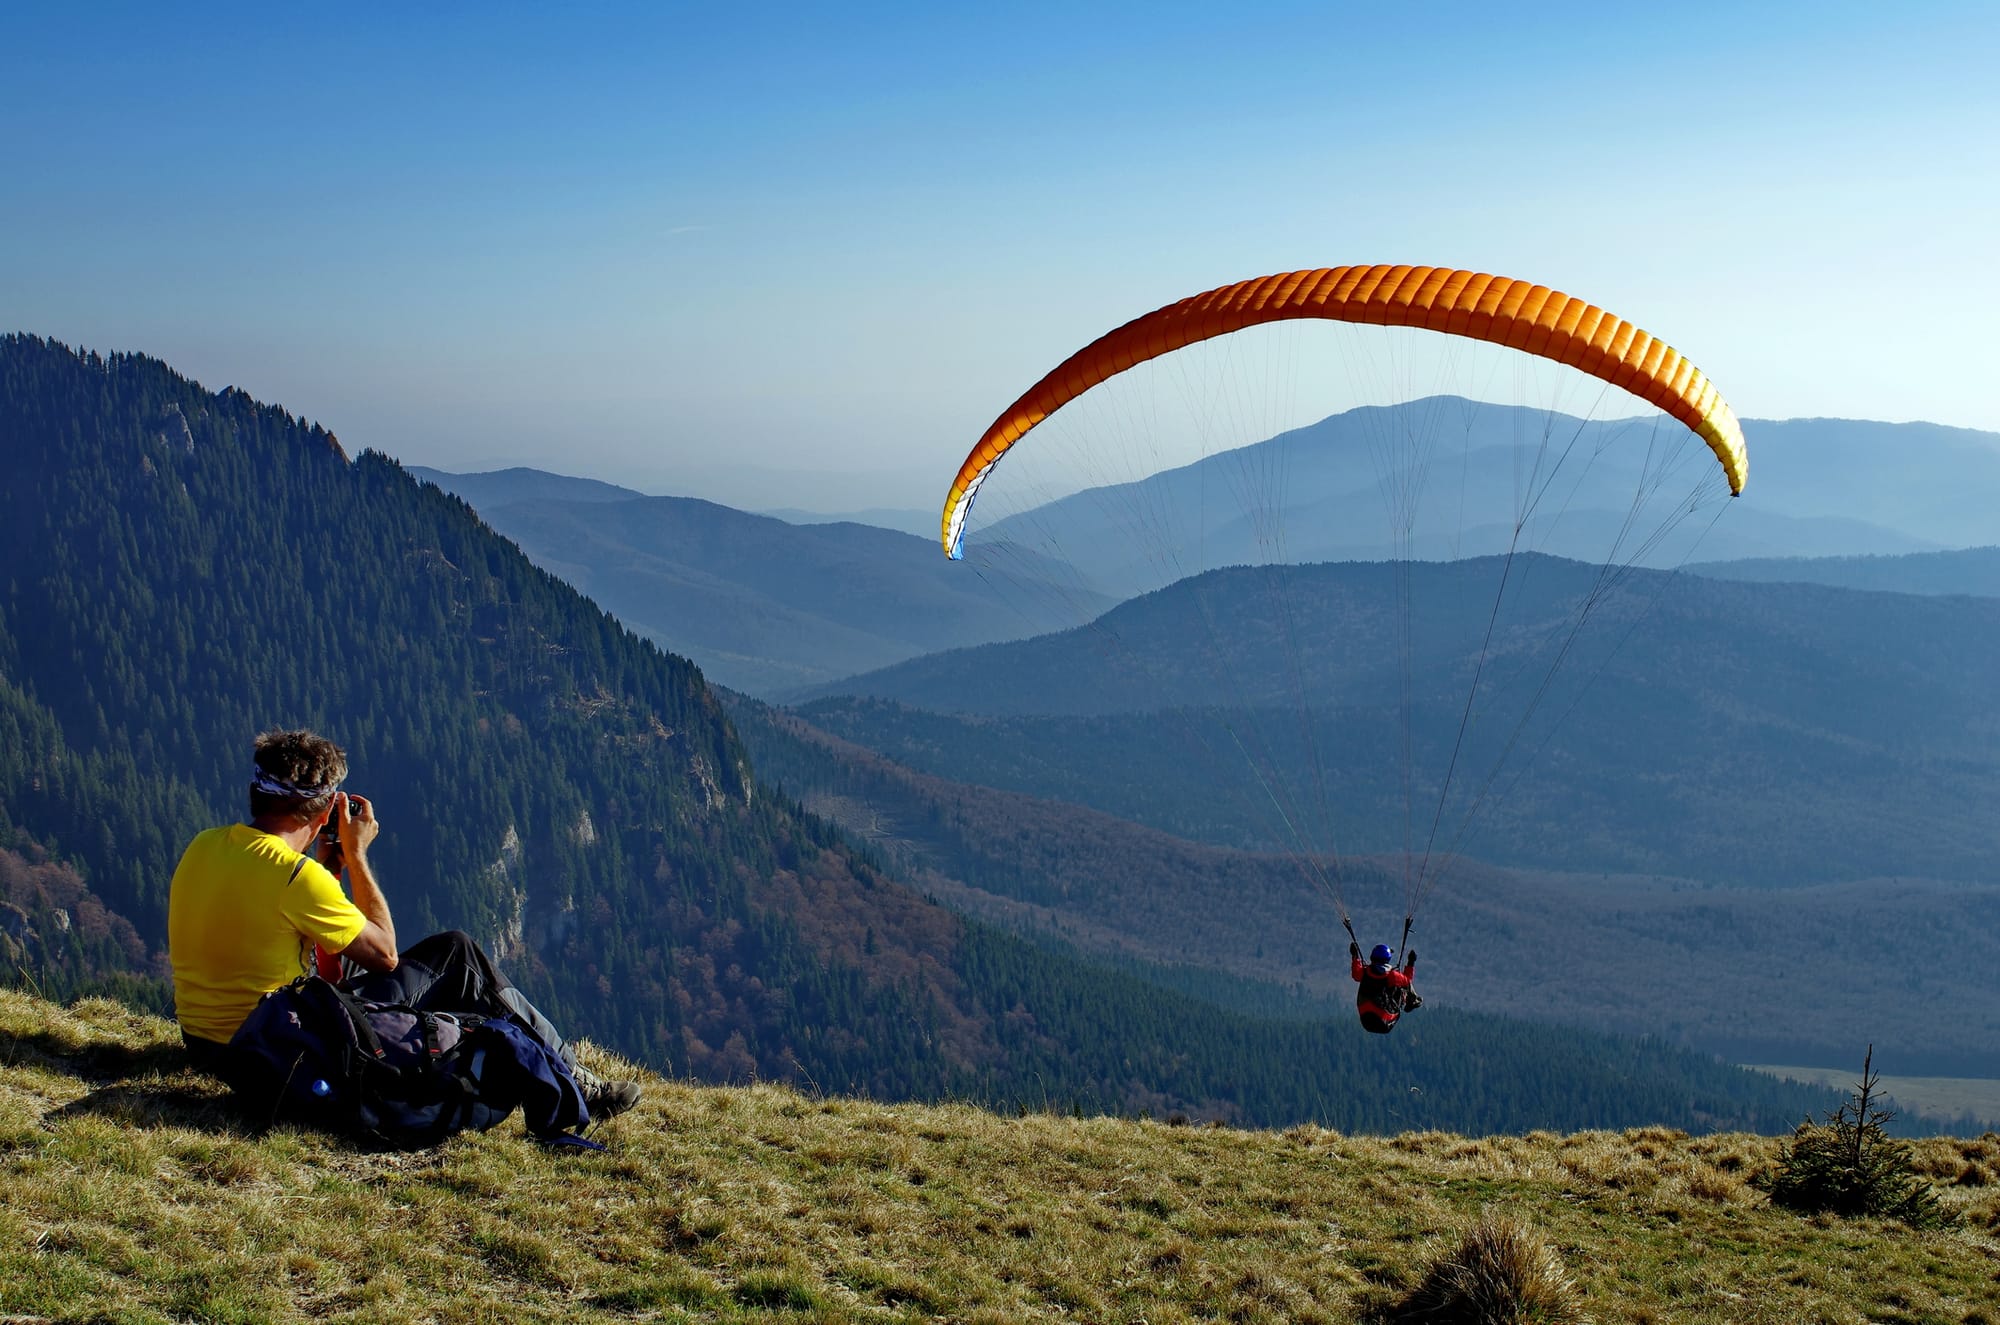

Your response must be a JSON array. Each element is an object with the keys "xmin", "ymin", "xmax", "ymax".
[
  {"xmin": 0, "ymin": 334, "xmax": 1855, "ymax": 1133},
  {"xmin": 0, "ymin": 335, "xmax": 935, "ymax": 1093},
  {"xmin": 800, "ymin": 556, "xmax": 2000, "ymax": 886},
  {"xmin": 730, "ymin": 696, "xmax": 2000, "ymax": 1074}
]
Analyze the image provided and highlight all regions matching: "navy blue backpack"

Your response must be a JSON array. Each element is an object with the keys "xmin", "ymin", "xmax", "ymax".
[{"xmin": 225, "ymin": 976, "xmax": 593, "ymax": 1149}]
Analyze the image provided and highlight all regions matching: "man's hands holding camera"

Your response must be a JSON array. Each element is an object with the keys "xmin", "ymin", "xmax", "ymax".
[{"xmin": 318, "ymin": 792, "xmax": 379, "ymax": 870}]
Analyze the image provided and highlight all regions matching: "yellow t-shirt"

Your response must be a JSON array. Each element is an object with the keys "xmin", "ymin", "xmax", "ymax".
[{"xmin": 168, "ymin": 825, "xmax": 368, "ymax": 1044}]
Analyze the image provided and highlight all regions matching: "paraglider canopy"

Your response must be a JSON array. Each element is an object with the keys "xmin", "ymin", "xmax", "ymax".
[{"xmin": 942, "ymin": 264, "xmax": 1746, "ymax": 559}]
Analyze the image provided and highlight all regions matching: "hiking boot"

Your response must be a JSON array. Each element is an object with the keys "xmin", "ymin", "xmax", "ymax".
[{"xmin": 584, "ymin": 1078, "xmax": 644, "ymax": 1120}]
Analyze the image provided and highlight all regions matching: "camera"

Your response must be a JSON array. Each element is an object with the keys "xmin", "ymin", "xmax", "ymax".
[{"xmin": 319, "ymin": 795, "xmax": 350, "ymax": 854}]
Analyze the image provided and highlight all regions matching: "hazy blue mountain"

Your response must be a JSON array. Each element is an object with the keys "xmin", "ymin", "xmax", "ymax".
[
  {"xmin": 413, "ymin": 471, "xmax": 1105, "ymax": 696},
  {"xmin": 970, "ymin": 398, "xmax": 1994, "ymax": 600},
  {"xmin": 416, "ymin": 404, "xmax": 1997, "ymax": 700},
  {"xmin": 1742, "ymin": 416, "xmax": 2000, "ymax": 548},
  {"xmin": 1690, "ymin": 546, "xmax": 2000, "ymax": 597},
  {"xmin": 798, "ymin": 556, "xmax": 2000, "ymax": 888},
  {"xmin": 409, "ymin": 464, "xmax": 649, "ymax": 508},
  {"xmin": 762, "ymin": 506, "xmax": 938, "ymax": 539}
]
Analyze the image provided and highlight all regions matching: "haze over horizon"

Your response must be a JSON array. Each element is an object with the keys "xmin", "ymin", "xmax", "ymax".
[{"xmin": 5, "ymin": 2, "xmax": 1998, "ymax": 513}]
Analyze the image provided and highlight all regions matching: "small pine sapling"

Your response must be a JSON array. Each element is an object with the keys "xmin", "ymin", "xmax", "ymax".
[{"xmin": 1763, "ymin": 1045, "xmax": 1951, "ymax": 1228}]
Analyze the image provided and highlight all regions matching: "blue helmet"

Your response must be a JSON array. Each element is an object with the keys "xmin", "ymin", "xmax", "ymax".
[{"xmin": 1369, "ymin": 944, "xmax": 1395, "ymax": 970}]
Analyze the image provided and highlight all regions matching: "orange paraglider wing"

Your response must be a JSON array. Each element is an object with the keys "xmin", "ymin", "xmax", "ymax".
[{"xmin": 941, "ymin": 265, "xmax": 1746, "ymax": 557}]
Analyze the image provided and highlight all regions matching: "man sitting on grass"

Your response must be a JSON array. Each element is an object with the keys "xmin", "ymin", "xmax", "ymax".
[{"xmin": 168, "ymin": 727, "xmax": 641, "ymax": 1119}]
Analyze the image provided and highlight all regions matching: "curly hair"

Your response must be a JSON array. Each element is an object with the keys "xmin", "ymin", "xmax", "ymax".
[{"xmin": 249, "ymin": 728, "xmax": 347, "ymax": 820}]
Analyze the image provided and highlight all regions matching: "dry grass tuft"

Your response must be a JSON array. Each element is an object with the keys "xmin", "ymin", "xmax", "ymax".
[
  {"xmin": 1679, "ymin": 1164, "xmax": 1749, "ymax": 1204},
  {"xmin": 1390, "ymin": 1130, "xmax": 1459, "ymax": 1156},
  {"xmin": 1393, "ymin": 1211, "xmax": 1588, "ymax": 1324}
]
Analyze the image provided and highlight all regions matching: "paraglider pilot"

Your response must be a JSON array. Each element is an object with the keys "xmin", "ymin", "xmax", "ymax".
[{"xmin": 1350, "ymin": 941, "xmax": 1422, "ymax": 1034}]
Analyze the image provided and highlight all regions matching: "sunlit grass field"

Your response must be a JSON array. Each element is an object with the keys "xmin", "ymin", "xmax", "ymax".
[{"xmin": 5, "ymin": 989, "xmax": 1998, "ymax": 1323}]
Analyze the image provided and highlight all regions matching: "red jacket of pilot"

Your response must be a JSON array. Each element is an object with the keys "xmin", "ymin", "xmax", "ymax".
[{"xmin": 1352, "ymin": 957, "xmax": 1414, "ymax": 1026}]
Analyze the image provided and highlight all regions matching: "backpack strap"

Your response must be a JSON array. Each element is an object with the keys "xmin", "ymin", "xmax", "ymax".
[
  {"xmin": 416, "ymin": 1011, "xmax": 449, "ymax": 1062},
  {"xmin": 539, "ymin": 1132, "xmax": 608, "ymax": 1152},
  {"xmin": 312, "ymin": 978, "xmax": 392, "ymax": 1067}
]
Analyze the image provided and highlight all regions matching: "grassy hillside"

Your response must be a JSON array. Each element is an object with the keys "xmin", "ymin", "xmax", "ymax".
[{"xmin": 5, "ymin": 989, "xmax": 1998, "ymax": 1324}]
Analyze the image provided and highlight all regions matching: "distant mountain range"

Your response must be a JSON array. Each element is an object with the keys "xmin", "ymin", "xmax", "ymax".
[
  {"xmin": 1735, "ymin": 415, "xmax": 2000, "ymax": 547},
  {"xmin": 796, "ymin": 555, "xmax": 2000, "ymax": 890},
  {"xmin": 411, "ymin": 467, "xmax": 1103, "ymax": 695},
  {"xmin": 1691, "ymin": 545, "xmax": 2000, "ymax": 597},
  {"xmin": 406, "ymin": 466, "xmax": 936, "ymax": 548},
  {"xmin": 760, "ymin": 506, "xmax": 938, "ymax": 539},
  {"xmin": 416, "ymin": 403, "xmax": 1997, "ymax": 705},
  {"xmin": 407, "ymin": 465, "xmax": 648, "ymax": 507},
  {"xmin": 967, "ymin": 399, "xmax": 1999, "ymax": 600}
]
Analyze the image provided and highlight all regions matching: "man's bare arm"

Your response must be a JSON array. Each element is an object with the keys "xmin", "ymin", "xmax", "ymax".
[{"xmin": 332, "ymin": 793, "xmax": 398, "ymax": 973}]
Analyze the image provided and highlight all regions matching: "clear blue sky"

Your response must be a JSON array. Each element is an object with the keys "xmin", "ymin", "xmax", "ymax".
[{"xmin": 4, "ymin": 1, "xmax": 1996, "ymax": 511}]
